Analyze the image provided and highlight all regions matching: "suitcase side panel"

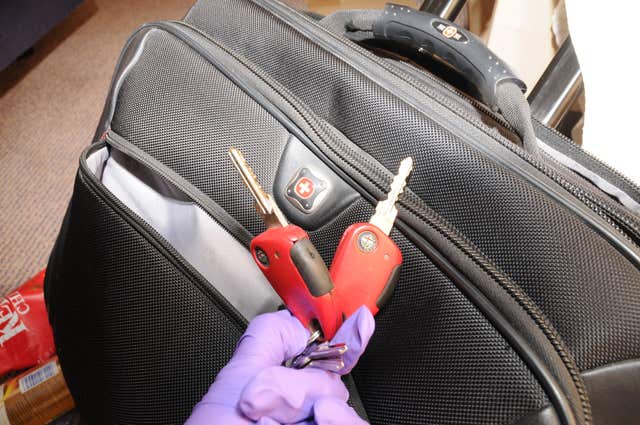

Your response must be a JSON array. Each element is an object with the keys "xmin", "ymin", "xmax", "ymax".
[{"xmin": 45, "ymin": 171, "xmax": 245, "ymax": 424}]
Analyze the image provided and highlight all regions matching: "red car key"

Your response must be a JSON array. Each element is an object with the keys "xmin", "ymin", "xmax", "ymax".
[
  {"xmin": 330, "ymin": 157, "xmax": 413, "ymax": 319},
  {"xmin": 228, "ymin": 148, "xmax": 339, "ymax": 339}
]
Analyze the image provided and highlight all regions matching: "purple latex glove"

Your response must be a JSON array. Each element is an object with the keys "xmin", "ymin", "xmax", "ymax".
[{"xmin": 186, "ymin": 306, "xmax": 374, "ymax": 425}]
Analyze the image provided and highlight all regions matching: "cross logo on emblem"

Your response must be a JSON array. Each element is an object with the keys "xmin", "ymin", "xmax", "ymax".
[
  {"xmin": 295, "ymin": 177, "xmax": 314, "ymax": 199},
  {"xmin": 286, "ymin": 168, "xmax": 327, "ymax": 213}
]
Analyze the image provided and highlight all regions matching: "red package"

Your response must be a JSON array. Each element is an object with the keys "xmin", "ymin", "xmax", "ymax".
[{"xmin": 1, "ymin": 269, "xmax": 55, "ymax": 376}]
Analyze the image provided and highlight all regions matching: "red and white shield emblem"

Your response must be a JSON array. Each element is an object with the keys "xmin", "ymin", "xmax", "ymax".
[
  {"xmin": 294, "ymin": 177, "xmax": 314, "ymax": 199},
  {"xmin": 285, "ymin": 167, "xmax": 327, "ymax": 213}
]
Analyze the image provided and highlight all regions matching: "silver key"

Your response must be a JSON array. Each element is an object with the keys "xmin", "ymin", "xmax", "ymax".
[
  {"xmin": 292, "ymin": 342, "xmax": 348, "ymax": 368},
  {"xmin": 307, "ymin": 358, "xmax": 345, "ymax": 372},
  {"xmin": 228, "ymin": 148, "xmax": 345, "ymax": 372},
  {"xmin": 308, "ymin": 343, "xmax": 347, "ymax": 361},
  {"xmin": 306, "ymin": 329, "xmax": 322, "ymax": 346},
  {"xmin": 228, "ymin": 147, "xmax": 288, "ymax": 229},
  {"xmin": 285, "ymin": 340, "xmax": 319, "ymax": 368},
  {"xmin": 369, "ymin": 157, "xmax": 413, "ymax": 235},
  {"xmin": 287, "ymin": 341, "xmax": 348, "ymax": 371},
  {"xmin": 292, "ymin": 349, "xmax": 347, "ymax": 370},
  {"xmin": 284, "ymin": 330, "xmax": 322, "ymax": 368}
]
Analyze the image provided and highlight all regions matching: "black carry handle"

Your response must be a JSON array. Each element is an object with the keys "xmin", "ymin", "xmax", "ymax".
[
  {"xmin": 319, "ymin": 4, "xmax": 539, "ymax": 154},
  {"xmin": 372, "ymin": 4, "xmax": 526, "ymax": 111}
]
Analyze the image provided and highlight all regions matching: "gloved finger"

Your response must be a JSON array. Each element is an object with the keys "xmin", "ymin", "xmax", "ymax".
[
  {"xmin": 185, "ymin": 403, "xmax": 253, "ymax": 425},
  {"xmin": 313, "ymin": 397, "xmax": 369, "ymax": 425},
  {"xmin": 239, "ymin": 366, "xmax": 349, "ymax": 424},
  {"xmin": 233, "ymin": 310, "xmax": 311, "ymax": 368},
  {"xmin": 256, "ymin": 417, "xmax": 280, "ymax": 425},
  {"xmin": 330, "ymin": 306, "xmax": 375, "ymax": 374},
  {"xmin": 201, "ymin": 310, "xmax": 310, "ymax": 406}
]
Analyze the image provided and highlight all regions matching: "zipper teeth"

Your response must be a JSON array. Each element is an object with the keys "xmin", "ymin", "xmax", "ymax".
[
  {"xmin": 321, "ymin": 120, "xmax": 595, "ymax": 425},
  {"xmin": 577, "ymin": 187, "xmax": 640, "ymax": 242},
  {"xmin": 538, "ymin": 124, "xmax": 640, "ymax": 238},
  {"xmin": 78, "ymin": 144, "xmax": 248, "ymax": 328},
  {"xmin": 400, "ymin": 193, "xmax": 594, "ymax": 424},
  {"xmin": 541, "ymin": 122, "xmax": 640, "ymax": 196},
  {"xmin": 538, "ymin": 158, "xmax": 640, "ymax": 243},
  {"xmin": 173, "ymin": 21, "xmax": 591, "ymax": 422},
  {"xmin": 536, "ymin": 123, "xmax": 640, "ymax": 238},
  {"xmin": 318, "ymin": 104, "xmax": 597, "ymax": 425}
]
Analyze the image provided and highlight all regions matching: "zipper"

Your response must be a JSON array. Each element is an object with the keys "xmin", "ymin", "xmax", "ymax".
[
  {"xmin": 155, "ymin": 20, "xmax": 591, "ymax": 423},
  {"xmin": 385, "ymin": 54, "xmax": 640, "ymax": 240},
  {"xmin": 534, "ymin": 123, "xmax": 640, "ymax": 233},
  {"xmin": 254, "ymin": 0, "xmax": 640, "ymax": 253},
  {"xmin": 396, "ymin": 55, "xmax": 640, "ymax": 239},
  {"xmin": 78, "ymin": 140, "xmax": 249, "ymax": 329},
  {"xmin": 539, "ymin": 123, "xmax": 640, "ymax": 198}
]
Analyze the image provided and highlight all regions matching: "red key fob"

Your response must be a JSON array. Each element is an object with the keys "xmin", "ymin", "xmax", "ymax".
[
  {"xmin": 329, "ymin": 223, "xmax": 402, "ymax": 320},
  {"xmin": 251, "ymin": 225, "xmax": 339, "ymax": 339}
]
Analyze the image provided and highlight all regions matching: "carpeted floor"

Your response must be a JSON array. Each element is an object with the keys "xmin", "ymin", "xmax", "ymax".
[{"xmin": 0, "ymin": 0, "xmax": 193, "ymax": 295}]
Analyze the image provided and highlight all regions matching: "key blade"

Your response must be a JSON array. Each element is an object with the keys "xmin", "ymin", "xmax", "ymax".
[
  {"xmin": 313, "ymin": 342, "xmax": 347, "ymax": 353},
  {"xmin": 228, "ymin": 148, "xmax": 270, "ymax": 213},
  {"xmin": 389, "ymin": 157, "xmax": 413, "ymax": 200},
  {"xmin": 307, "ymin": 359, "xmax": 345, "ymax": 372},
  {"xmin": 307, "ymin": 346, "xmax": 347, "ymax": 360},
  {"xmin": 284, "ymin": 331, "xmax": 325, "ymax": 368},
  {"xmin": 292, "ymin": 355, "xmax": 312, "ymax": 369},
  {"xmin": 370, "ymin": 157, "xmax": 413, "ymax": 235},
  {"xmin": 228, "ymin": 148, "xmax": 288, "ymax": 228}
]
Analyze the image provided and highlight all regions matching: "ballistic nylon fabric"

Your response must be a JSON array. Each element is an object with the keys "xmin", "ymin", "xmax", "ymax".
[
  {"xmin": 53, "ymin": 175, "xmax": 549, "ymax": 424},
  {"xmin": 48, "ymin": 4, "xmax": 640, "ymax": 422},
  {"xmin": 184, "ymin": 0, "xmax": 640, "ymax": 371},
  {"xmin": 356, "ymin": 232, "xmax": 551, "ymax": 425},
  {"xmin": 46, "ymin": 174, "xmax": 246, "ymax": 425},
  {"xmin": 311, "ymin": 200, "xmax": 549, "ymax": 424}
]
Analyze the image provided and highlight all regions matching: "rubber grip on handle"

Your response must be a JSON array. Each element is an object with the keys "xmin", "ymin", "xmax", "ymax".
[{"xmin": 372, "ymin": 3, "xmax": 526, "ymax": 110}]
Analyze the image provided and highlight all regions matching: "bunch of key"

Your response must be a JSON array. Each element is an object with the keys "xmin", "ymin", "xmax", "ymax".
[
  {"xmin": 284, "ymin": 330, "xmax": 348, "ymax": 372},
  {"xmin": 228, "ymin": 147, "xmax": 413, "ymax": 373}
]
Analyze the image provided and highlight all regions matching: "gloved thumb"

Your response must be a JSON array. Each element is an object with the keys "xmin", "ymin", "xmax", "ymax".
[
  {"xmin": 313, "ymin": 396, "xmax": 369, "ymax": 425},
  {"xmin": 239, "ymin": 366, "xmax": 348, "ymax": 423},
  {"xmin": 331, "ymin": 306, "xmax": 375, "ymax": 374},
  {"xmin": 232, "ymin": 309, "xmax": 310, "ymax": 369},
  {"xmin": 255, "ymin": 417, "xmax": 280, "ymax": 425}
]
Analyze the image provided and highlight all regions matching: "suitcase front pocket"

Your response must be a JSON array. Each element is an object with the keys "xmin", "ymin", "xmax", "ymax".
[
  {"xmin": 82, "ymin": 137, "xmax": 283, "ymax": 321},
  {"xmin": 46, "ymin": 141, "xmax": 255, "ymax": 424}
]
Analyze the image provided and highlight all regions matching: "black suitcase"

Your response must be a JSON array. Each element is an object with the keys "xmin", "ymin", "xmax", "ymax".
[{"xmin": 45, "ymin": 2, "xmax": 640, "ymax": 424}]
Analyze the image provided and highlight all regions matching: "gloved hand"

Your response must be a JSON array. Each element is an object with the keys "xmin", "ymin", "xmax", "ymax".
[{"xmin": 186, "ymin": 306, "xmax": 374, "ymax": 425}]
